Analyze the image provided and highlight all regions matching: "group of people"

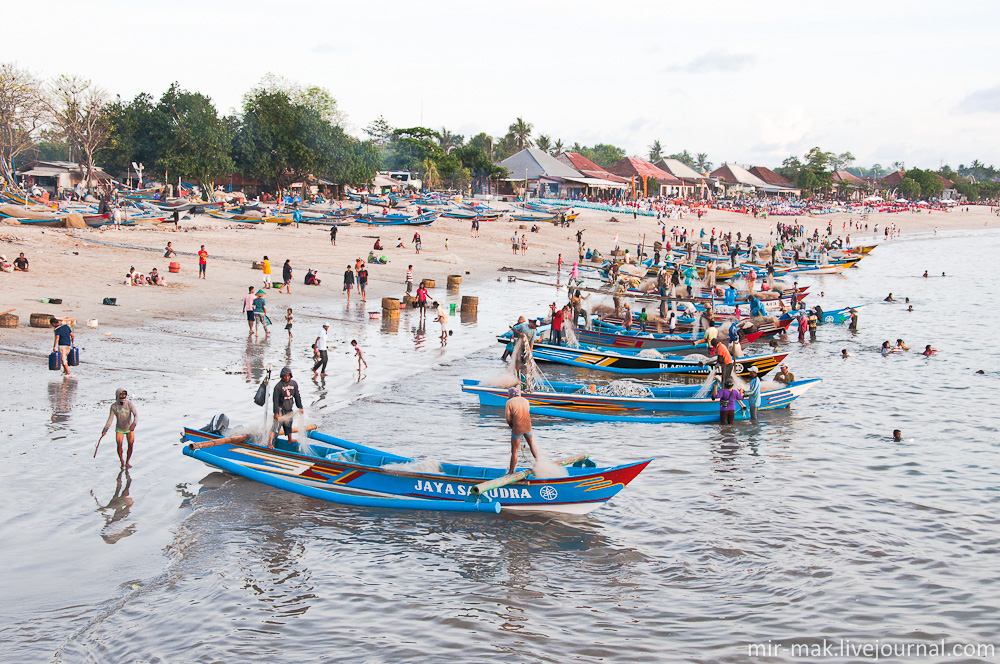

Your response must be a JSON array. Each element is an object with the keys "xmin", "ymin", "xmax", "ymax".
[
  {"xmin": 0, "ymin": 252, "xmax": 29, "ymax": 273},
  {"xmin": 125, "ymin": 266, "xmax": 166, "ymax": 286}
]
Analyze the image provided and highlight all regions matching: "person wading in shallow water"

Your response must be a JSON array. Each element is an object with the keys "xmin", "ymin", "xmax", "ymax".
[
  {"xmin": 98, "ymin": 388, "xmax": 138, "ymax": 468},
  {"xmin": 504, "ymin": 386, "xmax": 541, "ymax": 473},
  {"xmin": 270, "ymin": 367, "xmax": 303, "ymax": 448}
]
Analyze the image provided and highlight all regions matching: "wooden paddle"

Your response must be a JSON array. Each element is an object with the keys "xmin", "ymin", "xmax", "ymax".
[
  {"xmin": 187, "ymin": 424, "xmax": 316, "ymax": 451},
  {"xmin": 470, "ymin": 453, "xmax": 589, "ymax": 497}
]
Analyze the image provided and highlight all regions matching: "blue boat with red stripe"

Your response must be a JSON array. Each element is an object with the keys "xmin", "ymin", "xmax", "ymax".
[{"xmin": 182, "ymin": 425, "xmax": 651, "ymax": 515}]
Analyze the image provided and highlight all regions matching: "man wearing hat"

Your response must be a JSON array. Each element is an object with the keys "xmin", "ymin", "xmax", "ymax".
[
  {"xmin": 504, "ymin": 386, "xmax": 540, "ymax": 473},
  {"xmin": 312, "ymin": 322, "xmax": 330, "ymax": 375},
  {"xmin": 252, "ymin": 289, "xmax": 269, "ymax": 336},
  {"xmin": 745, "ymin": 365, "xmax": 761, "ymax": 423},
  {"xmin": 270, "ymin": 367, "xmax": 303, "ymax": 447},
  {"xmin": 775, "ymin": 364, "xmax": 795, "ymax": 384}
]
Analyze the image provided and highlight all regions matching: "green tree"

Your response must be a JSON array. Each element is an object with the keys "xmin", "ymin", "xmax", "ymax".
[
  {"xmin": 578, "ymin": 143, "xmax": 626, "ymax": 169},
  {"xmin": 421, "ymin": 158, "xmax": 439, "ymax": 190},
  {"xmin": 156, "ymin": 84, "xmax": 234, "ymax": 198},
  {"xmin": 897, "ymin": 177, "xmax": 921, "ymax": 199},
  {"xmin": 535, "ymin": 134, "xmax": 551, "ymax": 154},
  {"xmin": 438, "ymin": 127, "xmax": 462, "ymax": 153},
  {"xmin": 386, "ymin": 126, "xmax": 441, "ymax": 172},
  {"xmin": 553, "ymin": 138, "xmax": 564, "ymax": 154},
  {"xmin": 695, "ymin": 152, "xmax": 712, "ymax": 173},
  {"xmin": 775, "ymin": 155, "xmax": 803, "ymax": 182},
  {"xmin": 508, "ymin": 117, "xmax": 532, "ymax": 150},
  {"xmin": 668, "ymin": 150, "xmax": 695, "ymax": 167},
  {"xmin": 364, "ymin": 115, "xmax": 392, "ymax": 148},
  {"xmin": 101, "ymin": 92, "xmax": 162, "ymax": 179},
  {"xmin": 904, "ymin": 168, "xmax": 944, "ymax": 199},
  {"xmin": 246, "ymin": 73, "xmax": 344, "ymax": 126},
  {"xmin": 648, "ymin": 140, "xmax": 662, "ymax": 163},
  {"xmin": 234, "ymin": 89, "xmax": 329, "ymax": 189}
]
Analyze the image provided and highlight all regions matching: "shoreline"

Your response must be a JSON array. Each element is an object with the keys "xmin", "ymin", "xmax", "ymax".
[{"xmin": 0, "ymin": 204, "xmax": 993, "ymax": 356}]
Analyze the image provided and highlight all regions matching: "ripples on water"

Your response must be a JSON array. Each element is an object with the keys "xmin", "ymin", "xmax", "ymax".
[{"xmin": 2, "ymin": 230, "xmax": 998, "ymax": 663}]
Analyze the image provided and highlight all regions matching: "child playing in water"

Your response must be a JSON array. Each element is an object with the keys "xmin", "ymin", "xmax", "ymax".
[
  {"xmin": 285, "ymin": 308, "xmax": 293, "ymax": 339},
  {"xmin": 351, "ymin": 339, "xmax": 367, "ymax": 371}
]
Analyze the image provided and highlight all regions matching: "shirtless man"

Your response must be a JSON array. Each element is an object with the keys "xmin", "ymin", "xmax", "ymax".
[{"xmin": 99, "ymin": 388, "xmax": 138, "ymax": 468}]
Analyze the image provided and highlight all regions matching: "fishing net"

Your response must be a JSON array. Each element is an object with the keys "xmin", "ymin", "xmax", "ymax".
[
  {"xmin": 563, "ymin": 324, "xmax": 581, "ymax": 349},
  {"xmin": 384, "ymin": 459, "xmax": 443, "ymax": 473},
  {"xmin": 638, "ymin": 348, "xmax": 663, "ymax": 358},
  {"xmin": 575, "ymin": 380, "xmax": 653, "ymax": 397}
]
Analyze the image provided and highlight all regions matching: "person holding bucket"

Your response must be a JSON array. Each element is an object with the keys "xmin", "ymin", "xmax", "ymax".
[{"xmin": 51, "ymin": 317, "xmax": 74, "ymax": 377}]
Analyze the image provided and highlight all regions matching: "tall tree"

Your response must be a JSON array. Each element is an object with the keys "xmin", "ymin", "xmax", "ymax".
[
  {"xmin": 46, "ymin": 75, "xmax": 111, "ymax": 192},
  {"xmin": 668, "ymin": 149, "xmax": 695, "ymax": 167},
  {"xmin": 577, "ymin": 144, "xmax": 626, "ymax": 170},
  {"xmin": 0, "ymin": 62, "xmax": 45, "ymax": 184},
  {"xmin": 246, "ymin": 73, "xmax": 344, "ymax": 126},
  {"xmin": 535, "ymin": 134, "xmax": 551, "ymax": 154},
  {"xmin": 648, "ymin": 140, "xmax": 663, "ymax": 163},
  {"xmin": 156, "ymin": 84, "xmax": 234, "ymax": 199},
  {"xmin": 552, "ymin": 138, "xmax": 564, "ymax": 154},
  {"xmin": 695, "ymin": 152, "xmax": 712, "ymax": 173},
  {"xmin": 364, "ymin": 115, "xmax": 393, "ymax": 148},
  {"xmin": 438, "ymin": 127, "xmax": 462, "ymax": 153},
  {"xmin": 101, "ymin": 92, "xmax": 163, "ymax": 180},
  {"xmin": 508, "ymin": 117, "xmax": 533, "ymax": 150},
  {"xmin": 234, "ymin": 90, "xmax": 330, "ymax": 189},
  {"xmin": 775, "ymin": 155, "xmax": 803, "ymax": 182}
]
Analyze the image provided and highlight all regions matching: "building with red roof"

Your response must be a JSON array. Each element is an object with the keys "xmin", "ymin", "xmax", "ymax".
[{"xmin": 606, "ymin": 157, "xmax": 682, "ymax": 197}]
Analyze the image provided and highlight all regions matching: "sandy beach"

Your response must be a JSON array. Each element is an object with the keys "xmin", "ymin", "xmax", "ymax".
[{"xmin": 0, "ymin": 204, "xmax": 993, "ymax": 351}]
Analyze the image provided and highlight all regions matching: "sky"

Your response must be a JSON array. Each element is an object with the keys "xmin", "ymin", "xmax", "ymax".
[{"xmin": 5, "ymin": 0, "xmax": 998, "ymax": 171}]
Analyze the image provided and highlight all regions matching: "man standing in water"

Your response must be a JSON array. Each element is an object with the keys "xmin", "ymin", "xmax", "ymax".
[
  {"xmin": 51, "ymin": 317, "xmax": 74, "ymax": 377},
  {"xmin": 99, "ymin": 388, "xmax": 138, "ymax": 468},
  {"xmin": 313, "ymin": 322, "xmax": 330, "ymax": 375},
  {"xmin": 505, "ymin": 386, "xmax": 540, "ymax": 473},
  {"xmin": 242, "ymin": 286, "xmax": 255, "ymax": 333},
  {"xmin": 271, "ymin": 367, "xmax": 304, "ymax": 448},
  {"xmin": 745, "ymin": 366, "xmax": 761, "ymax": 423}
]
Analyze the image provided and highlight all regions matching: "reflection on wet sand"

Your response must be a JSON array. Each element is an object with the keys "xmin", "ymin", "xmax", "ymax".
[
  {"xmin": 48, "ymin": 377, "xmax": 78, "ymax": 425},
  {"xmin": 92, "ymin": 469, "xmax": 136, "ymax": 544}
]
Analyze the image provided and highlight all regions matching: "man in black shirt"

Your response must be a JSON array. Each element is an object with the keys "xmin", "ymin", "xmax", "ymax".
[{"xmin": 270, "ymin": 367, "xmax": 303, "ymax": 447}]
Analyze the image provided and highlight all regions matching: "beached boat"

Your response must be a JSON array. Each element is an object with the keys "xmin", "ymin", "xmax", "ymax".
[
  {"xmin": 355, "ymin": 211, "xmax": 438, "ymax": 226},
  {"xmin": 206, "ymin": 210, "xmax": 293, "ymax": 224},
  {"xmin": 526, "ymin": 343, "xmax": 787, "ymax": 377},
  {"xmin": 509, "ymin": 212, "xmax": 558, "ymax": 222},
  {"xmin": 461, "ymin": 377, "xmax": 820, "ymax": 421},
  {"xmin": 347, "ymin": 192, "xmax": 397, "ymax": 208},
  {"xmin": 181, "ymin": 424, "xmax": 651, "ymax": 515}
]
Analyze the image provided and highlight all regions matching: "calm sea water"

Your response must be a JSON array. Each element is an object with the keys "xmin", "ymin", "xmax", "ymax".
[{"xmin": 2, "ymin": 229, "xmax": 998, "ymax": 663}]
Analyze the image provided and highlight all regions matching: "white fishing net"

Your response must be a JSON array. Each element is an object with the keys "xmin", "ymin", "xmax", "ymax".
[{"xmin": 383, "ymin": 459, "xmax": 443, "ymax": 473}]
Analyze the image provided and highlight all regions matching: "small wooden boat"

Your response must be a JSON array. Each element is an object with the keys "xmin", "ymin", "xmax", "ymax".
[
  {"xmin": 527, "ymin": 343, "xmax": 787, "ymax": 377},
  {"xmin": 207, "ymin": 210, "xmax": 292, "ymax": 225},
  {"xmin": 347, "ymin": 192, "xmax": 397, "ymax": 208},
  {"xmin": 462, "ymin": 378, "xmax": 821, "ymax": 420},
  {"xmin": 355, "ymin": 211, "xmax": 438, "ymax": 226},
  {"xmin": 181, "ymin": 425, "xmax": 651, "ymax": 515},
  {"xmin": 509, "ymin": 212, "xmax": 558, "ymax": 222}
]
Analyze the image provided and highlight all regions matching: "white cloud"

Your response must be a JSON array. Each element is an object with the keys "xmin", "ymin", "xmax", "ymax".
[
  {"xmin": 666, "ymin": 52, "xmax": 756, "ymax": 74},
  {"xmin": 961, "ymin": 85, "xmax": 1000, "ymax": 113}
]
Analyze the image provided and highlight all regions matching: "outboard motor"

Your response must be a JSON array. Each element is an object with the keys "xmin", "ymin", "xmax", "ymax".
[{"xmin": 203, "ymin": 414, "xmax": 230, "ymax": 436}]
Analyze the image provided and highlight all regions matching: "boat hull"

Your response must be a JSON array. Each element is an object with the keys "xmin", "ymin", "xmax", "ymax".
[{"xmin": 181, "ymin": 428, "xmax": 650, "ymax": 515}]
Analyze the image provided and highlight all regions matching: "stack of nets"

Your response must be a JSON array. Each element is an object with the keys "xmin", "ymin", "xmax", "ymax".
[{"xmin": 575, "ymin": 380, "xmax": 653, "ymax": 397}]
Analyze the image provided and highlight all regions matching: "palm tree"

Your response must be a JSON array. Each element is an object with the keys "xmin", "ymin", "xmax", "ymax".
[
  {"xmin": 508, "ymin": 117, "xmax": 533, "ymax": 150},
  {"xmin": 439, "ymin": 128, "xmax": 461, "ymax": 153},
  {"xmin": 648, "ymin": 140, "xmax": 663, "ymax": 163},
  {"xmin": 695, "ymin": 153, "xmax": 712, "ymax": 173},
  {"xmin": 535, "ymin": 134, "xmax": 551, "ymax": 154},
  {"xmin": 553, "ymin": 139, "xmax": 564, "ymax": 155}
]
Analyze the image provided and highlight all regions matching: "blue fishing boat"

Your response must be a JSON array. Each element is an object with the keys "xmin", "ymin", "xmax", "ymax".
[
  {"xmin": 355, "ymin": 211, "xmax": 438, "ymax": 226},
  {"xmin": 526, "ymin": 342, "xmax": 788, "ymax": 377},
  {"xmin": 181, "ymin": 424, "xmax": 651, "ymax": 515},
  {"xmin": 461, "ymin": 378, "xmax": 820, "ymax": 422}
]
